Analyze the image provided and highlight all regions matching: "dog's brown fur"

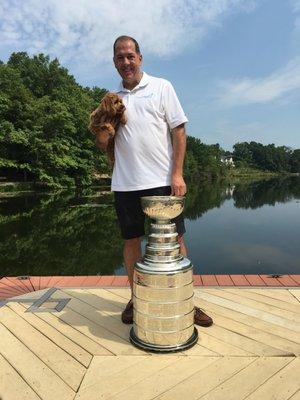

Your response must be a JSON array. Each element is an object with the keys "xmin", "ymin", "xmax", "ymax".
[{"xmin": 88, "ymin": 92, "xmax": 126, "ymax": 165}]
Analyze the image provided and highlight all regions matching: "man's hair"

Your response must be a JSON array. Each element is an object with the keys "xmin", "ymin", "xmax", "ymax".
[{"xmin": 113, "ymin": 36, "xmax": 141, "ymax": 55}]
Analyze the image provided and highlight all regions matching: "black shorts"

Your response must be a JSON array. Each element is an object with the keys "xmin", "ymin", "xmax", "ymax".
[{"xmin": 114, "ymin": 186, "xmax": 186, "ymax": 240}]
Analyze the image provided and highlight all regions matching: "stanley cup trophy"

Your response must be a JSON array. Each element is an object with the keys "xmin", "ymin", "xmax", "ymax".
[{"xmin": 129, "ymin": 196, "xmax": 198, "ymax": 352}]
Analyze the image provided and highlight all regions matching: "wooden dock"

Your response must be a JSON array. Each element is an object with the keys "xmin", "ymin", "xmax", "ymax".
[
  {"xmin": 1, "ymin": 275, "xmax": 299, "ymax": 300},
  {"xmin": 0, "ymin": 285, "xmax": 299, "ymax": 399}
]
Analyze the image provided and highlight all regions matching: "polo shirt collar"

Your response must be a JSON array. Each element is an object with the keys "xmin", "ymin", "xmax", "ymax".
[{"xmin": 117, "ymin": 71, "xmax": 150, "ymax": 93}]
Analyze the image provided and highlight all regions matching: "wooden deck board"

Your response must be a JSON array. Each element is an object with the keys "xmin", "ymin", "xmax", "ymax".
[
  {"xmin": 106, "ymin": 356, "xmax": 220, "ymax": 400},
  {"xmin": 17, "ymin": 300, "xmax": 113, "ymax": 356},
  {"xmin": 243, "ymin": 288, "xmax": 300, "ymax": 305},
  {"xmin": 155, "ymin": 357, "xmax": 256, "ymax": 400},
  {"xmin": 0, "ymin": 305, "xmax": 86, "ymax": 391},
  {"xmin": 0, "ymin": 323, "xmax": 74, "ymax": 400},
  {"xmin": 206, "ymin": 288, "xmax": 300, "ymax": 323},
  {"xmin": 290, "ymin": 289, "xmax": 300, "ymax": 303},
  {"xmin": 199, "ymin": 357, "xmax": 293, "ymax": 400},
  {"xmin": 0, "ymin": 287, "xmax": 299, "ymax": 400},
  {"xmin": 9, "ymin": 302, "xmax": 92, "ymax": 367},
  {"xmin": 194, "ymin": 290, "xmax": 300, "ymax": 333},
  {"xmin": 245, "ymin": 357, "xmax": 300, "ymax": 400},
  {"xmin": 0, "ymin": 354, "xmax": 40, "ymax": 400},
  {"xmin": 194, "ymin": 292, "xmax": 300, "ymax": 345},
  {"xmin": 1, "ymin": 275, "xmax": 300, "ymax": 300}
]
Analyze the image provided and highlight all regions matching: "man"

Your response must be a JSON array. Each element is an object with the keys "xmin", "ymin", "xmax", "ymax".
[{"xmin": 98, "ymin": 35, "xmax": 213, "ymax": 327}]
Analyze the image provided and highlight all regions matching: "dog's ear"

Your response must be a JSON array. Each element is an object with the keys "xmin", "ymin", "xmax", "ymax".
[
  {"xmin": 90, "ymin": 108, "xmax": 100, "ymax": 124},
  {"xmin": 101, "ymin": 97, "xmax": 109, "ymax": 114},
  {"xmin": 88, "ymin": 109, "xmax": 98, "ymax": 134},
  {"xmin": 107, "ymin": 95, "xmax": 117, "ymax": 118}
]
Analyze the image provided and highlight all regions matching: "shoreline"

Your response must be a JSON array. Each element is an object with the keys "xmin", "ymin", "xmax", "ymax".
[{"xmin": 1, "ymin": 172, "xmax": 299, "ymax": 195}]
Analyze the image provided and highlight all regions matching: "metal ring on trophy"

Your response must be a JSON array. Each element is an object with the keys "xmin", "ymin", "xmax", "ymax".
[{"xmin": 133, "ymin": 269, "xmax": 193, "ymax": 288}]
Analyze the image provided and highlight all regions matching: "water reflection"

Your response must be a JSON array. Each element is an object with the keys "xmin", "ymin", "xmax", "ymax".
[
  {"xmin": 0, "ymin": 190, "xmax": 123, "ymax": 276},
  {"xmin": 184, "ymin": 176, "xmax": 300, "ymax": 219},
  {"xmin": 233, "ymin": 177, "xmax": 300, "ymax": 209},
  {"xmin": 0, "ymin": 176, "xmax": 299, "ymax": 276}
]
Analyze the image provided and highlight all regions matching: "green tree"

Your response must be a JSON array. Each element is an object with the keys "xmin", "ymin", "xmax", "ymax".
[
  {"xmin": 290, "ymin": 149, "xmax": 300, "ymax": 173},
  {"xmin": 0, "ymin": 52, "xmax": 108, "ymax": 187}
]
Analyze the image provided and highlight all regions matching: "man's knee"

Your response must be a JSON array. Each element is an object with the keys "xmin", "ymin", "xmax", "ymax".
[
  {"xmin": 177, "ymin": 234, "xmax": 185, "ymax": 244},
  {"xmin": 124, "ymin": 236, "xmax": 142, "ymax": 249}
]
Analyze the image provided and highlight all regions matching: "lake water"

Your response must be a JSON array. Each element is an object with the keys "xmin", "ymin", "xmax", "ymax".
[{"xmin": 0, "ymin": 176, "xmax": 299, "ymax": 277}]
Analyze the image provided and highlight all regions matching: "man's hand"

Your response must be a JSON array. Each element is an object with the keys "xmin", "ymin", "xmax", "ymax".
[{"xmin": 171, "ymin": 174, "xmax": 187, "ymax": 196}]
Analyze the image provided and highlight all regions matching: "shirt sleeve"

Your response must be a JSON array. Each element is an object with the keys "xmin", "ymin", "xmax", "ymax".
[{"xmin": 162, "ymin": 81, "xmax": 188, "ymax": 130}]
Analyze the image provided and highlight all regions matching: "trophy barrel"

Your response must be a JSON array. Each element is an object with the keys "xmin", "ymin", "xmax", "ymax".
[{"xmin": 130, "ymin": 259, "xmax": 198, "ymax": 352}]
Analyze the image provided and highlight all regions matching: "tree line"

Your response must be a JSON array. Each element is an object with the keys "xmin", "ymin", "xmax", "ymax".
[
  {"xmin": 233, "ymin": 142, "xmax": 300, "ymax": 173},
  {"xmin": 0, "ymin": 52, "xmax": 299, "ymax": 187}
]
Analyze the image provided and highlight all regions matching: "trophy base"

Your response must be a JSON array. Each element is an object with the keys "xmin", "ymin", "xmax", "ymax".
[{"xmin": 129, "ymin": 327, "xmax": 198, "ymax": 353}]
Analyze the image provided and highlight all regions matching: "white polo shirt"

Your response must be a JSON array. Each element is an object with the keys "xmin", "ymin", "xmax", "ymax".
[{"xmin": 111, "ymin": 72, "xmax": 188, "ymax": 191}]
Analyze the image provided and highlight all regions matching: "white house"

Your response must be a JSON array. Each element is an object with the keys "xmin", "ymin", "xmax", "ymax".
[{"xmin": 220, "ymin": 155, "xmax": 235, "ymax": 167}]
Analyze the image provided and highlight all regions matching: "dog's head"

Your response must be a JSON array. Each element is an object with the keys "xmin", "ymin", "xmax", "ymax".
[
  {"xmin": 89, "ymin": 92, "xmax": 126, "ymax": 135},
  {"xmin": 100, "ymin": 92, "xmax": 125, "ymax": 118}
]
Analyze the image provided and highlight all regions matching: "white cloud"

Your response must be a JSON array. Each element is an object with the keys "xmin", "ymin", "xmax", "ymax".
[
  {"xmin": 0, "ymin": 0, "xmax": 255, "ymax": 77},
  {"xmin": 216, "ymin": 1, "xmax": 300, "ymax": 107},
  {"xmin": 216, "ymin": 57, "xmax": 300, "ymax": 106},
  {"xmin": 291, "ymin": 0, "xmax": 300, "ymax": 12}
]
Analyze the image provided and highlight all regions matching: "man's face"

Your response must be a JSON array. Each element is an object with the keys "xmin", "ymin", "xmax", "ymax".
[{"xmin": 113, "ymin": 40, "xmax": 142, "ymax": 87}]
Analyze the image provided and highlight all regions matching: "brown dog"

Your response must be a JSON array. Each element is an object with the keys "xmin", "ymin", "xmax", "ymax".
[{"xmin": 89, "ymin": 92, "xmax": 126, "ymax": 165}]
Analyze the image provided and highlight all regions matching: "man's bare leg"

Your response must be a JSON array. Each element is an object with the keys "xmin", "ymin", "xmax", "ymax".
[
  {"xmin": 123, "ymin": 237, "xmax": 143, "ymax": 298},
  {"xmin": 178, "ymin": 234, "xmax": 187, "ymax": 256}
]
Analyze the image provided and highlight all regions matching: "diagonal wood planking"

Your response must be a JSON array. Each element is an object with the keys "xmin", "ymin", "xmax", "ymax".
[{"xmin": 0, "ymin": 287, "xmax": 299, "ymax": 400}]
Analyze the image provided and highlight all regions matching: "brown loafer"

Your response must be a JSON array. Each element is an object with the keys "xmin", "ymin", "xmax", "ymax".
[
  {"xmin": 121, "ymin": 299, "xmax": 133, "ymax": 324},
  {"xmin": 194, "ymin": 306, "xmax": 213, "ymax": 327}
]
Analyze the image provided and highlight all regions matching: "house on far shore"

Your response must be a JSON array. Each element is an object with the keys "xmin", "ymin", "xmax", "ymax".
[{"xmin": 220, "ymin": 155, "xmax": 235, "ymax": 167}]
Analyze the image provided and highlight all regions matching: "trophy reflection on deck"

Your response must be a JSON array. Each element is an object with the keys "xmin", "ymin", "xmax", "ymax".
[{"xmin": 129, "ymin": 196, "xmax": 198, "ymax": 352}]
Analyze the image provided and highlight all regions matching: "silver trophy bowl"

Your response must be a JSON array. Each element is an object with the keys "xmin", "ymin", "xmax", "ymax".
[
  {"xmin": 129, "ymin": 195, "xmax": 198, "ymax": 353},
  {"xmin": 141, "ymin": 196, "xmax": 184, "ymax": 223}
]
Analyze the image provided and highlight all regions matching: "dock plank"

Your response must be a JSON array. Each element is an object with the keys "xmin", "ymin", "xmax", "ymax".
[
  {"xmin": 195, "ymin": 324, "xmax": 289, "ymax": 357},
  {"xmin": 17, "ymin": 299, "xmax": 113, "ymax": 356},
  {"xmin": 156, "ymin": 357, "xmax": 255, "ymax": 400},
  {"xmin": 9, "ymin": 302, "xmax": 92, "ymax": 367},
  {"xmin": 48, "ymin": 290, "xmax": 143, "ymax": 355},
  {"xmin": 289, "ymin": 289, "xmax": 300, "ymax": 303},
  {"xmin": 199, "ymin": 357, "xmax": 293, "ymax": 400},
  {"xmin": 110, "ymin": 356, "xmax": 219, "ymax": 400},
  {"xmin": 0, "ymin": 354, "xmax": 40, "ymax": 400},
  {"xmin": 56, "ymin": 289, "xmax": 133, "ymax": 341},
  {"xmin": 246, "ymin": 357, "xmax": 300, "ymax": 400},
  {"xmin": 205, "ymin": 288, "xmax": 300, "ymax": 324},
  {"xmin": 194, "ymin": 331, "xmax": 253, "ymax": 356},
  {"xmin": 0, "ymin": 305, "xmax": 85, "ymax": 391},
  {"xmin": 195, "ymin": 290, "xmax": 300, "ymax": 333},
  {"xmin": 194, "ymin": 291, "xmax": 300, "ymax": 345},
  {"xmin": 75, "ymin": 356, "xmax": 177, "ymax": 399},
  {"xmin": 239, "ymin": 288, "xmax": 300, "ymax": 314},
  {"xmin": 0, "ymin": 323, "xmax": 74, "ymax": 400},
  {"xmin": 201, "ymin": 308, "xmax": 299, "ymax": 356}
]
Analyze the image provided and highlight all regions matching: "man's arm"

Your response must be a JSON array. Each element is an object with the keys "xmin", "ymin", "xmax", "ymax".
[{"xmin": 171, "ymin": 123, "xmax": 187, "ymax": 196}]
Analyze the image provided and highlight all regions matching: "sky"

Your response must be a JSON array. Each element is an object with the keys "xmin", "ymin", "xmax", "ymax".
[{"xmin": 0, "ymin": 0, "xmax": 299, "ymax": 150}]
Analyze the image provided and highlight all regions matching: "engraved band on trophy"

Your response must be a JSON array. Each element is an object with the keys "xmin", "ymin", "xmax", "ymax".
[{"xmin": 129, "ymin": 196, "xmax": 198, "ymax": 352}]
